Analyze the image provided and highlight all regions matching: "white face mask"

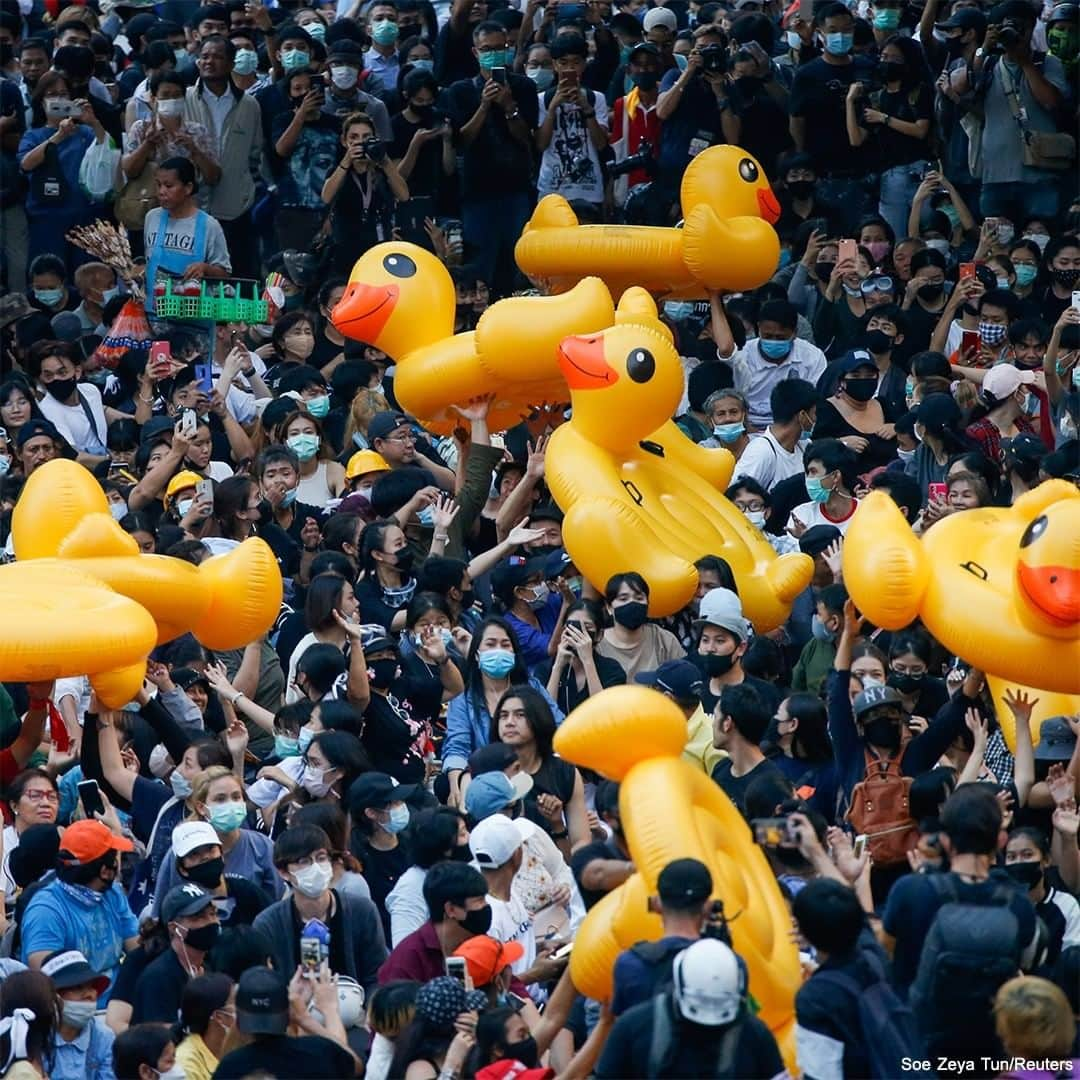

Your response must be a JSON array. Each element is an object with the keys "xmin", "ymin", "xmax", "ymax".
[
  {"xmin": 109, "ymin": 500, "xmax": 128, "ymax": 521},
  {"xmin": 1022, "ymin": 232, "xmax": 1050, "ymax": 252},
  {"xmin": 153, "ymin": 1068, "xmax": 187, "ymax": 1080},
  {"xmin": 897, "ymin": 446, "xmax": 916, "ymax": 463},
  {"xmin": 329, "ymin": 65, "xmax": 358, "ymax": 90},
  {"xmin": 292, "ymin": 859, "xmax": 333, "ymax": 898},
  {"xmin": 60, "ymin": 999, "xmax": 96, "ymax": 1031},
  {"xmin": 745, "ymin": 509, "xmax": 766, "ymax": 528},
  {"xmin": 301, "ymin": 763, "xmax": 334, "ymax": 797},
  {"xmin": 157, "ymin": 98, "xmax": 184, "ymax": 117}
]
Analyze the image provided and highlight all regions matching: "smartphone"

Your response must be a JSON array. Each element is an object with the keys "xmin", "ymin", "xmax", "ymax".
[
  {"xmin": 149, "ymin": 340, "xmax": 172, "ymax": 380},
  {"xmin": 395, "ymin": 195, "xmax": 436, "ymax": 249},
  {"xmin": 196, "ymin": 478, "xmax": 213, "ymax": 505},
  {"xmin": 77, "ymin": 779, "xmax": 105, "ymax": 819},
  {"xmin": 444, "ymin": 956, "xmax": 468, "ymax": 984},
  {"xmin": 961, "ymin": 328, "xmax": 981, "ymax": 356},
  {"xmin": 959, "ymin": 262, "xmax": 976, "ymax": 281},
  {"xmin": 300, "ymin": 936, "xmax": 322, "ymax": 975},
  {"xmin": 552, "ymin": 941, "xmax": 574, "ymax": 960},
  {"xmin": 180, "ymin": 408, "xmax": 197, "ymax": 438},
  {"xmin": 491, "ymin": 66, "xmax": 507, "ymax": 85},
  {"xmin": 1072, "ymin": 290, "xmax": 1080, "ymax": 312},
  {"xmin": 852, "ymin": 833, "xmax": 868, "ymax": 861},
  {"xmin": 194, "ymin": 361, "xmax": 213, "ymax": 395},
  {"xmin": 741, "ymin": 41, "xmax": 769, "ymax": 67},
  {"xmin": 838, "ymin": 238, "xmax": 857, "ymax": 264},
  {"xmin": 928, "ymin": 481, "xmax": 948, "ymax": 503},
  {"xmin": 752, "ymin": 817, "xmax": 797, "ymax": 848}
]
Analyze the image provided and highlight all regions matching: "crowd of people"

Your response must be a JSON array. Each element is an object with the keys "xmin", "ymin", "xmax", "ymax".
[{"xmin": 0, "ymin": 0, "xmax": 1079, "ymax": 1076}]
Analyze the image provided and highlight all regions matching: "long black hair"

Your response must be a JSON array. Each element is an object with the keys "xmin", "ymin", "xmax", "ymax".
[
  {"xmin": 464, "ymin": 615, "xmax": 528, "ymax": 703},
  {"xmin": 489, "ymin": 684, "xmax": 558, "ymax": 760}
]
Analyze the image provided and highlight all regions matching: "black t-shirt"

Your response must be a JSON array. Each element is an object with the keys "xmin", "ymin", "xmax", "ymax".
[
  {"xmin": 351, "ymin": 836, "xmax": 411, "ymax": 939},
  {"xmin": 522, "ymin": 755, "xmax": 578, "ymax": 840},
  {"xmin": 710, "ymin": 756, "xmax": 785, "ymax": 818},
  {"xmin": 360, "ymin": 677, "xmax": 433, "ymax": 783},
  {"xmin": 131, "ymin": 947, "xmax": 189, "ymax": 1025},
  {"xmin": 353, "ymin": 575, "xmax": 414, "ymax": 631},
  {"xmin": 789, "ymin": 56, "xmax": 875, "ymax": 175},
  {"xmin": 699, "ymin": 673, "xmax": 781, "ymax": 719},
  {"xmin": 434, "ymin": 21, "xmax": 479, "ymax": 86},
  {"xmin": 327, "ymin": 166, "xmax": 395, "ymax": 253},
  {"xmin": 570, "ymin": 837, "xmax": 627, "ymax": 911},
  {"xmin": 212, "ymin": 1034, "xmax": 354, "ymax": 1079},
  {"xmin": 444, "ymin": 75, "xmax": 539, "ymax": 198},
  {"xmin": 867, "ymin": 83, "xmax": 933, "ymax": 169},
  {"xmin": 288, "ymin": 893, "xmax": 348, "ymax": 975},
  {"xmin": 109, "ymin": 942, "xmax": 155, "ymax": 1007},
  {"xmin": 595, "ymin": 997, "xmax": 784, "ymax": 1080},
  {"xmin": 390, "ymin": 111, "xmax": 444, "ymax": 197},
  {"xmin": 218, "ymin": 874, "xmax": 273, "ymax": 928},
  {"xmin": 309, "ymin": 328, "xmax": 344, "ymax": 372}
]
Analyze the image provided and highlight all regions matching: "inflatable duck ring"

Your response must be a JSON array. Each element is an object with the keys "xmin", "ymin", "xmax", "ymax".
[
  {"xmin": 545, "ymin": 299, "xmax": 812, "ymax": 625},
  {"xmin": 514, "ymin": 145, "xmax": 781, "ymax": 299},
  {"xmin": 0, "ymin": 460, "xmax": 283, "ymax": 706},
  {"xmin": 553, "ymin": 685, "xmax": 799, "ymax": 1068},
  {"xmin": 843, "ymin": 484, "xmax": 1080, "ymax": 747}
]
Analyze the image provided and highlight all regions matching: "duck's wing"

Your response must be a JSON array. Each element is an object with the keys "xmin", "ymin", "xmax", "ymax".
[{"xmin": 682, "ymin": 204, "xmax": 781, "ymax": 292}]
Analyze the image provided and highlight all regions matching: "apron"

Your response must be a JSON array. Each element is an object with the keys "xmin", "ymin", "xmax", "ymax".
[{"xmin": 144, "ymin": 208, "xmax": 209, "ymax": 315}]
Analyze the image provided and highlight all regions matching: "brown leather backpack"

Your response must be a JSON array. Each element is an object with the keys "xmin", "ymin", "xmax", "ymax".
[{"xmin": 846, "ymin": 745, "xmax": 919, "ymax": 867}]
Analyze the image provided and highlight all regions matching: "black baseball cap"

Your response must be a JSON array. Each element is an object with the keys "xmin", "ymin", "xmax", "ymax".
[
  {"xmin": 530, "ymin": 502, "xmax": 564, "ymax": 525},
  {"xmin": 657, "ymin": 858, "xmax": 713, "ymax": 907},
  {"xmin": 937, "ymin": 7, "xmax": 988, "ymax": 31},
  {"xmin": 629, "ymin": 41, "xmax": 661, "ymax": 59},
  {"xmin": 852, "ymin": 685, "xmax": 904, "ymax": 719},
  {"xmin": 237, "ymin": 967, "xmax": 289, "ymax": 1035},
  {"xmin": 348, "ymin": 771, "xmax": 421, "ymax": 813},
  {"xmin": 636, "ymin": 660, "xmax": 705, "ymax": 705},
  {"xmin": 989, "ymin": 0, "xmax": 1037, "ymax": 23},
  {"xmin": 161, "ymin": 883, "xmax": 215, "ymax": 923},
  {"xmin": 798, "ymin": 524, "xmax": 843, "ymax": 558},
  {"xmin": 17, "ymin": 418, "xmax": 65, "ymax": 450},
  {"xmin": 171, "ymin": 667, "xmax": 210, "ymax": 693},
  {"xmin": 367, "ymin": 411, "xmax": 411, "ymax": 442},
  {"xmin": 140, "ymin": 416, "xmax": 175, "ymax": 444},
  {"xmin": 491, "ymin": 555, "xmax": 547, "ymax": 595}
]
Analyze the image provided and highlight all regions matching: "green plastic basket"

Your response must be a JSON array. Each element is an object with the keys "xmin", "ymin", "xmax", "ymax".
[
  {"xmin": 155, "ymin": 278, "xmax": 268, "ymax": 324},
  {"xmin": 156, "ymin": 278, "xmax": 205, "ymax": 320}
]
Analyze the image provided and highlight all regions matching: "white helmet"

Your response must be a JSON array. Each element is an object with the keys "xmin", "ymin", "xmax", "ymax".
[
  {"xmin": 308, "ymin": 975, "xmax": 365, "ymax": 1029},
  {"xmin": 672, "ymin": 939, "xmax": 745, "ymax": 1027}
]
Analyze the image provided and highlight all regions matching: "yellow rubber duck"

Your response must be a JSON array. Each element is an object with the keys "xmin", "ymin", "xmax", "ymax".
[
  {"xmin": 552, "ymin": 685, "xmax": 799, "ymax": 1071},
  {"xmin": 842, "ymin": 485, "xmax": 1080, "ymax": 748},
  {"xmin": 514, "ymin": 145, "xmax": 781, "ymax": 299},
  {"xmin": 0, "ymin": 460, "xmax": 282, "ymax": 707},
  {"xmin": 545, "ymin": 297, "xmax": 813, "ymax": 626},
  {"xmin": 332, "ymin": 242, "xmax": 614, "ymax": 434}
]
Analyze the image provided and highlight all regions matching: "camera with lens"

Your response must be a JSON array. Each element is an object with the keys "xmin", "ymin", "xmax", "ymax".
[
  {"xmin": 702, "ymin": 899, "xmax": 733, "ymax": 944},
  {"xmin": 362, "ymin": 136, "xmax": 386, "ymax": 163},
  {"xmin": 700, "ymin": 44, "xmax": 727, "ymax": 73},
  {"xmin": 609, "ymin": 138, "xmax": 657, "ymax": 179},
  {"xmin": 990, "ymin": 18, "xmax": 1023, "ymax": 51}
]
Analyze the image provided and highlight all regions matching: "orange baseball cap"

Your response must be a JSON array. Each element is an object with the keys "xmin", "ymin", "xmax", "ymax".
[
  {"xmin": 59, "ymin": 820, "xmax": 135, "ymax": 864},
  {"xmin": 452, "ymin": 935, "xmax": 524, "ymax": 986}
]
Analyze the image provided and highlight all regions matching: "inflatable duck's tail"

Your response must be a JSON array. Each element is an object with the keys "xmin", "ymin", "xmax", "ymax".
[
  {"xmin": 523, "ymin": 193, "xmax": 580, "ymax": 234},
  {"xmin": 193, "ymin": 539, "xmax": 284, "ymax": 651},
  {"xmin": 766, "ymin": 552, "xmax": 816, "ymax": 605}
]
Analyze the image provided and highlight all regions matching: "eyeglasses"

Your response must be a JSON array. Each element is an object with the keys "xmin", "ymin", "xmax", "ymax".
[
  {"xmin": 289, "ymin": 853, "xmax": 332, "ymax": 870},
  {"xmin": 23, "ymin": 789, "xmax": 59, "ymax": 803},
  {"xmin": 383, "ymin": 433, "xmax": 416, "ymax": 444}
]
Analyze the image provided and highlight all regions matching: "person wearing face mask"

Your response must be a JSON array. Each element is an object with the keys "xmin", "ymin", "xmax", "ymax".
[
  {"xmin": 1036, "ymin": 234, "xmax": 1080, "ymax": 327},
  {"xmin": 541, "ymin": 598, "xmax": 627, "ymax": 715},
  {"xmin": 814, "ymin": 353, "xmax": 899, "ymax": 470},
  {"xmin": 776, "ymin": 153, "xmax": 823, "ymax": 234},
  {"xmin": 132, "ymin": 884, "xmax": 222, "ymax": 1024},
  {"xmin": 699, "ymin": 388, "xmax": 751, "ymax": 459},
  {"xmin": 1005, "ymin": 826, "xmax": 1080, "ymax": 967},
  {"xmin": 788, "ymin": 3, "xmax": 876, "ymax": 232},
  {"xmin": 320, "ymin": 40, "xmax": 394, "ymax": 139},
  {"xmin": 253, "ymin": 824, "xmax": 387, "ymax": 997},
  {"xmin": 491, "ymin": 556, "xmax": 566, "ymax": 672},
  {"xmin": 965, "ymin": 362, "xmax": 1045, "ymax": 467},
  {"xmin": 26, "ymin": 340, "xmax": 107, "ymax": 461},
  {"xmin": 173, "ymin": 972, "xmax": 237, "ymax": 1080},
  {"xmin": 19, "ymin": 820, "xmax": 138, "ymax": 1005},
  {"xmin": 598, "ymin": 571, "xmax": 685, "ymax": 682},
  {"xmin": 365, "ymin": 1, "xmax": 402, "ymax": 87},
  {"xmin": 229, "ymin": 29, "xmax": 267, "ymax": 96},
  {"xmin": 789, "ymin": 438, "xmax": 860, "ymax": 536},
  {"xmin": 390, "ymin": 68, "xmax": 456, "ymax": 205},
  {"xmin": 792, "ymin": 583, "xmax": 846, "ymax": 696},
  {"xmin": 43, "ymin": 950, "xmax": 115, "ymax": 1080}
]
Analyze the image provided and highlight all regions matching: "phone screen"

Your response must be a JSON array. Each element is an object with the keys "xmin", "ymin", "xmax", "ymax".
[
  {"xmin": 961, "ymin": 329, "xmax": 981, "ymax": 355},
  {"xmin": 194, "ymin": 362, "xmax": 213, "ymax": 395},
  {"xmin": 77, "ymin": 780, "xmax": 105, "ymax": 818},
  {"xmin": 491, "ymin": 66, "xmax": 507, "ymax": 85}
]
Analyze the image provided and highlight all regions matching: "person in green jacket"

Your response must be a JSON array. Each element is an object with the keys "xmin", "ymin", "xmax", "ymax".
[{"xmin": 791, "ymin": 584, "xmax": 847, "ymax": 696}]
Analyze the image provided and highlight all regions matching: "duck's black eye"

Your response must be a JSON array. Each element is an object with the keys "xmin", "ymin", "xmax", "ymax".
[
  {"xmin": 383, "ymin": 253, "xmax": 416, "ymax": 278},
  {"xmin": 626, "ymin": 348, "xmax": 655, "ymax": 383},
  {"xmin": 738, "ymin": 158, "xmax": 758, "ymax": 183},
  {"xmin": 1020, "ymin": 514, "xmax": 1048, "ymax": 548}
]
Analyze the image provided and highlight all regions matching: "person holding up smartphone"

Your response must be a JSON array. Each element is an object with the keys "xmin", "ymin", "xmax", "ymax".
[
  {"xmin": 391, "ymin": 68, "xmax": 455, "ymax": 204},
  {"xmin": 321, "ymin": 111, "xmax": 409, "ymax": 276}
]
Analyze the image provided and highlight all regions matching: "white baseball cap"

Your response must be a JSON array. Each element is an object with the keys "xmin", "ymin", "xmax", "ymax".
[
  {"xmin": 469, "ymin": 814, "xmax": 524, "ymax": 869},
  {"xmin": 982, "ymin": 363, "xmax": 1036, "ymax": 401},
  {"xmin": 643, "ymin": 7, "xmax": 677, "ymax": 31},
  {"xmin": 172, "ymin": 821, "xmax": 221, "ymax": 859}
]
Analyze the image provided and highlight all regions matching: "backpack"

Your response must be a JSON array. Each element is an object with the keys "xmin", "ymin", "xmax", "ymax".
[
  {"xmin": 647, "ymin": 992, "xmax": 744, "ymax": 1079},
  {"xmin": 908, "ymin": 873, "xmax": 1023, "ymax": 1051},
  {"xmin": 815, "ymin": 948, "xmax": 932, "ymax": 1080},
  {"xmin": 628, "ymin": 938, "xmax": 695, "ymax": 1003},
  {"xmin": 845, "ymin": 743, "xmax": 918, "ymax": 867}
]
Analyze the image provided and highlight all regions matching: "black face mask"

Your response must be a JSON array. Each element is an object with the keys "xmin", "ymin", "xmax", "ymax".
[
  {"xmin": 815, "ymin": 261, "xmax": 836, "ymax": 282},
  {"xmin": 527, "ymin": 543, "xmax": 562, "ymax": 559},
  {"xmin": 182, "ymin": 856, "xmax": 224, "ymax": 890},
  {"xmin": 631, "ymin": 71, "xmax": 659, "ymax": 91},
  {"xmin": 450, "ymin": 842, "xmax": 472, "ymax": 863},
  {"xmin": 787, "ymin": 180, "xmax": 814, "ymax": 200},
  {"xmin": 180, "ymin": 922, "xmax": 221, "ymax": 952},
  {"xmin": 45, "ymin": 377, "xmax": 77, "ymax": 401},
  {"xmin": 878, "ymin": 60, "xmax": 904, "ymax": 82},
  {"xmin": 699, "ymin": 651, "xmax": 735, "ymax": 677},
  {"xmin": 368, "ymin": 658, "xmax": 398, "ymax": 689},
  {"xmin": 843, "ymin": 378, "xmax": 877, "ymax": 403},
  {"xmin": 505, "ymin": 1036, "xmax": 539, "ymax": 1068},
  {"xmin": 1052, "ymin": 267, "xmax": 1080, "ymax": 288},
  {"xmin": 1004, "ymin": 860, "xmax": 1043, "ymax": 889},
  {"xmin": 917, "ymin": 283, "xmax": 944, "ymax": 302},
  {"xmin": 392, "ymin": 548, "xmax": 414, "ymax": 574},
  {"xmin": 888, "ymin": 671, "xmax": 924, "ymax": 695},
  {"xmin": 865, "ymin": 328, "xmax": 894, "ymax": 354},
  {"xmin": 612, "ymin": 601, "xmax": 648, "ymax": 630},
  {"xmin": 862, "ymin": 715, "xmax": 902, "ymax": 751},
  {"xmin": 460, "ymin": 903, "xmax": 493, "ymax": 935},
  {"xmin": 458, "ymin": 587, "xmax": 475, "ymax": 610},
  {"xmin": 412, "ymin": 103, "xmax": 435, "ymax": 123}
]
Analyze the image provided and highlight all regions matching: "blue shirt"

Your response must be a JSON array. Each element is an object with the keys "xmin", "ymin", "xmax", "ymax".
[
  {"xmin": 365, "ymin": 48, "xmax": 399, "ymax": 90},
  {"xmin": 20, "ymin": 880, "xmax": 138, "ymax": 1005},
  {"xmin": 505, "ymin": 593, "xmax": 563, "ymax": 672},
  {"xmin": 52, "ymin": 1018, "xmax": 116, "ymax": 1080},
  {"xmin": 16, "ymin": 124, "xmax": 96, "ymax": 217}
]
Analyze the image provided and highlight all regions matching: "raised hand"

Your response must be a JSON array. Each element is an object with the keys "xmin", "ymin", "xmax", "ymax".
[{"xmin": 505, "ymin": 516, "xmax": 545, "ymax": 549}]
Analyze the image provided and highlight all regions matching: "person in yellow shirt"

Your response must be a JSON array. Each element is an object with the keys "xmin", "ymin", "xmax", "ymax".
[
  {"xmin": 635, "ymin": 660, "xmax": 725, "ymax": 776},
  {"xmin": 174, "ymin": 973, "xmax": 236, "ymax": 1080}
]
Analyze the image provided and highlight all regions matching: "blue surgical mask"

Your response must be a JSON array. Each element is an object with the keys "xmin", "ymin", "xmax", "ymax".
[
  {"xmin": 233, "ymin": 48, "xmax": 258, "ymax": 75},
  {"xmin": 306, "ymin": 393, "xmax": 330, "ymax": 418},
  {"xmin": 478, "ymin": 49, "xmax": 509, "ymax": 71},
  {"xmin": 897, "ymin": 446, "xmax": 916, "ymax": 463},
  {"xmin": 274, "ymin": 734, "xmax": 300, "ymax": 757},
  {"xmin": 170, "ymin": 770, "xmax": 193, "ymax": 798},
  {"xmin": 297, "ymin": 727, "xmax": 315, "ymax": 753},
  {"xmin": 527, "ymin": 66, "xmax": 555, "ymax": 89},
  {"xmin": 410, "ymin": 58, "xmax": 434, "ymax": 72},
  {"xmin": 281, "ymin": 487, "xmax": 298, "ymax": 508},
  {"xmin": 417, "ymin": 505, "xmax": 435, "ymax": 528},
  {"xmin": 371, "ymin": 19, "xmax": 399, "ymax": 46},
  {"xmin": 34, "ymin": 287, "xmax": 64, "ymax": 307},
  {"xmin": 383, "ymin": 803, "xmax": 410, "ymax": 833},
  {"xmin": 305, "ymin": 21, "xmax": 327, "ymax": 42},
  {"xmin": 281, "ymin": 48, "xmax": 310, "ymax": 72},
  {"xmin": 1015, "ymin": 264, "xmax": 1038, "ymax": 287},
  {"xmin": 778, "ymin": 249, "xmax": 792, "ymax": 269},
  {"xmin": 825, "ymin": 31, "xmax": 854, "ymax": 54},
  {"xmin": 664, "ymin": 300, "xmax": 694, "ymax": 322},
  {"xmin": 415, "ymin": 627, "xmax": 454, "ymax": 648},
  {"xmin": 786, "ymin": 29, "xmax": 802, "ymax": 50},
  {"xmin": 174, "ymin": 47, "xmax": 189, "ymax": 66},
  {"xmin": 872, "ymin": 8, "xmax": 901, "ymax": 29},
  {"xmin": 478, "ymin": 648, "xmax": 516, "ymax": 678},
  {"xmin": 811, "ymin": 613, "xmax": 838, "ymax": 643},
  {"xmin": 712, "ymin": 422, "xmax": 745, "ymax": 443},
  {"xmin": 209, "ymin": 801, "xmax": 247, "ymax": 833},
  {"xmin": 352, "ymin": 431, "xmax": 369, "ymax": 449},
  {"xmin": 177, "ymin": 498, "xmax": 194, "ymax": 517},
  {"xmin": 102, "ymin": 285, "xmax": 122, "ymax": 305},
  {"xmin": 759, "ymin": 338, "xmax": 793, "ymax": 360},
  {"xmin": 287, "ymin": 433, "xmax": 320, "ymax": 461},
  {"xmin": 940, "ymin": 204, "xmax": 961, "ymax": 229},
  {"xmin": 805, "ymin": 475, "xmax": 832, "ymax": 503}
]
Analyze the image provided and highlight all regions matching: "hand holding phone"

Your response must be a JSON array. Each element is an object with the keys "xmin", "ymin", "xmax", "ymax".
[
  {"xmin": 838, "ymin": 238, "xmax": 857, "ymax": 265},
  {"xmin": 77, "ymin": 779, "xmax": 105, "ymax": 819},
  {"xmin": 491, "ymin": 66, "xmax": 507, "ymax": 85},
  {"xmin": 149, "ymin": 340, "xmax": 172, "ymax": 381},
  {"xmin": 180, "ymin": 408, "xmax": 197, "ymax": 439},
  {"xmin": 928, "ymin": 481, "xmax": 948, "ymax": 503},
  {"xmin": 959, "ymin": 262, "xmax": 976, "ymax": 281}
]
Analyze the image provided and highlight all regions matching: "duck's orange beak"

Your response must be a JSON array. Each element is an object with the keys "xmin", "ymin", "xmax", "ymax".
[
  {"xmin": 1018, "ymin": 562, "xmax": 1080, "ymax": 624},
  {"xmin": 557, "ymin": 334, "xmax": 619, "ymax": 391},
  {"xmin": 332, "ymin": 283, "xmax": 399, "ymax": 342},
  {"xmin": 757, "ymin": 187, "xmax": 781, "ymax": 225}
]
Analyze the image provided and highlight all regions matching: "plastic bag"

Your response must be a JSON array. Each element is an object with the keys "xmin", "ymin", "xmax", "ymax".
[{"xmin": 78, "ymin": 137, "xmax": 121, "ymax": 202}]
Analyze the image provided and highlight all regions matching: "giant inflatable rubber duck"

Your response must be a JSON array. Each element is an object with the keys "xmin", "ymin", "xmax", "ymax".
[
  {"xmin": 843, "ymin": 485, "xmax": 1080, "ymax": 748},
  {"xmin": 332, "ymin": 242, "xmax": 614, "ymax": 434},
  {"xmin": 545, "ymin": 297, "xmax": 813, "ymax": 625},
  {"xmin": 0, "ymin": 460, "xmax": 282, "ymax": 707},
  {"xmin": 552, "ymin": 685, "xmax": 799, "ymax": 1069},
  {"xmin": 514, "ymin": 145, "xmax": 781, "ymax": 299}
]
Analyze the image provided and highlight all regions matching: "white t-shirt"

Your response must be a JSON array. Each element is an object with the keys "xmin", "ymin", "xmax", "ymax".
[
  {"xmin": 487, "ymin": 889, "xmax": 537, "ymax": 988},
  {"xmin": 37, "ymin": 382, "xmax": 108, "ymax": 455},
  {"xmin": 536, "ymin": 90, "xmax": 610, "ymax": 205},
  {"xmin": 721, "ymin": 338, "xmax": 828, "ymax": 429},
  {"xmin": 789, "ymin": 497, "xmax": 860, "ymax": 536},
  {"xmin": 734, "ymin": 429, "xmax": 805, "ymax": 492}
]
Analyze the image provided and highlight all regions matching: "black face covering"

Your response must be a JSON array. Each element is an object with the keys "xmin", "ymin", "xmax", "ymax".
[
  {"xmin": 527, "ymin": 543, "xmax": 562, "ymax": 559},
  {"xmin": 865, "ymin": 329, "xmax": 893, "ymax": 354},
  {"xmin": 888, "ymin": 671, "xmax": 924, "ymax": 695},
  {"xmin": 45, "ymin": 377, "xmax": 77, "ymax": 402},
  {"xmin": 1052, "ymin": 267, "xmax": 1080, "ymax": 288},
  {"xmin": 815, "ymin": 261, "xmax": 836, "ymax": 282},
  {"xmin": 182, "ymin": 856, "xmax": 224, "ymax": 890},
  {"xmin": 458, "ymin": 587, "xmax": 475, "ymax": 610},
  {"xmin": 505, "ymin": 1036, "xmax": 539, "ymax": 1068},
  {"xmin": 945, "ymin": 35, "xmax": 966, "ymax": 57},
  {"xmin": 843, "ymin": 378, "xmax": 878, "ymax": 403},
  {"xmin": 368, "ymin": 658, "xmax": 399, "ymax": 689},
  {"xmin": 917, "ymin": 283, "xmax": 944, "ymax": 303},
  {"xmin": 787, "ymin": 180, "xmax": 814, "ymax": 200},
  {"xmin": 612, "ymin": 601, "xmax": 648, "ymax": 630},
  {"xmin": 412, "ymin": 103, "xmax": 435, "ymax": 124},
  {"xmin": 1004, "ymin": 860, "xmax": 1043, "ymax": 889},
  {"xmin": 699, "ymin": 652, "xmax": 735, "ymax": 677},
  {"xmin": 878, "ymin": 60, "xmax": 904, "ymax": 82},
  {"xmin": 392, "ymin": 548, "xmax": 415, "ymax": 574},
  {"xmin": 862, "ymin": 715, "xmax": 902, "ymax": 751},
  {"xmin": 460, "ymin": 904, "xmax": 493, "ymax": 935},
  {"xmin": 180, "ymin": 922, "xmax": 221, "ymax": 952},
  {"xmin": 450, "ymin": 842, "xmax": 472, "ymax": 863}
]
